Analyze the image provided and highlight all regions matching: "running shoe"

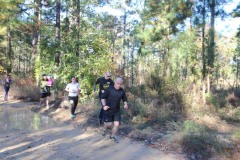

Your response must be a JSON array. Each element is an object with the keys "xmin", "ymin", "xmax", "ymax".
[
  {"xmin": 110, "ymin": 136, "xmax": 119, "ymax": 143},
  {"xmin": 71, "ymin": 114, "xmax": 76, "ymax": 119},
  {"xmin": 102, "ymin": 129, "xmax": 107, "ymax": 137}
]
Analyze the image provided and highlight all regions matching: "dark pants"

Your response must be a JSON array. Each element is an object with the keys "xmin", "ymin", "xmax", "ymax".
[
  {"xmin": 98, "ymin": 96, "xmax": 105, "ymax": 124},
  {"xmin": 4, "ymin": 86, "xmax": 10, "ymax": 98},
  {"xmin": 69, "ymin": 96, "xmax": 78, "ymax": 115}
]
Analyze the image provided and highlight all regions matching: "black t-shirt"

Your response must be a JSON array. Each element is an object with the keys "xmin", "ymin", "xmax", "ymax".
[
  {"xmin": 95, "ymin": 77, "xmax": 114, "ymax": 96},
  {"xmin": 101, "ymin": 86, "xmax": 128, "ymax": 115}
]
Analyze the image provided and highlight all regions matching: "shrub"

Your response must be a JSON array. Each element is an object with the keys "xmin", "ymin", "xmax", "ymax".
[
  {"xmin": 11, "ymin": 77, "xmax": 40, "ymax": 101},
  {"xmin": 181, "ymin": 120, "xmax": 222, "ymax": 159},
  {"xmin": 233, "ymin": 130, "xmax": 240, "ymax": 140}
]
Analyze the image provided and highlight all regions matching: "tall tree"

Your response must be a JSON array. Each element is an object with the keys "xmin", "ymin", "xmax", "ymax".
[
  {"xmin": 0, "ymin": 0, "xmax": 24, "ymax": 73},
  {"xmin": 55, "ymin": 0, "xmax": 61, "ymax": 66}
]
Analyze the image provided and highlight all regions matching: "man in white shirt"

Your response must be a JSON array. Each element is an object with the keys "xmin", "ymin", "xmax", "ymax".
[{"xmin": 65, "ymin": 76, "xmax": 81, "ymax": 118}]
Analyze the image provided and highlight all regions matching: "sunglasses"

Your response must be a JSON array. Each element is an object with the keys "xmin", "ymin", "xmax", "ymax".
[{"xmin": 107, "ymin": 76, "xmax": 111, "ymax": 77}]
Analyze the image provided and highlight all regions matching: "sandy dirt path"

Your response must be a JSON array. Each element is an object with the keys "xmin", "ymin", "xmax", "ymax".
[{"xmin": 0, "ymin": 96, "xmax": 186, "ymax": 160}]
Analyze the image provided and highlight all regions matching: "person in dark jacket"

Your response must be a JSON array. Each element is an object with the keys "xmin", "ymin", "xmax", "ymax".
[
  {"xmin": 101, "ymin": 77, "xmax": 128, "ymax": 143},
  {"xmin": 94, "ymin": 72, "xmax": 114, "ymax": 124},
  {"xmin": 2, "ymin": 74, "xmax": 12, "ymax": 101}
]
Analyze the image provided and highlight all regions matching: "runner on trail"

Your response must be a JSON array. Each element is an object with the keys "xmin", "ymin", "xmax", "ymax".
[
  {"xmin": 65, "ymin": 76, "xmax": 81, "ymax": 119},
  {"xmin": 40, "ymin": 74, "xmax": 51, "ymax": 109},
  {"xmin": 94, "ymin": 72, "xmax": 114, "ymax": 125},
  {"xmin": 101, "ymin": 77, "xmax": 128, "ymax": 143},
  {"xmin": 2, "ymin": 74, "xmax": 12, "ymax": 101},
  {"xmin": 47, "ymin": 75, "xmax": 54, "ymax": 88}
]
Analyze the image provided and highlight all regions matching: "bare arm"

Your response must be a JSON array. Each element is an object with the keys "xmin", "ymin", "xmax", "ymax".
[
  {"xmin": 65, "ymin": 85, "xmax": 70, "ymax": 92},
  {"xmin": 101, "ymin": 99, "xmax": 109, "ymax": 110}
]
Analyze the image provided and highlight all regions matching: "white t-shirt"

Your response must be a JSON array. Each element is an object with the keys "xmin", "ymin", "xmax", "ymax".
[{"xmin": 65, "ymin": 82, "xmax": 81, "ymax": 97}]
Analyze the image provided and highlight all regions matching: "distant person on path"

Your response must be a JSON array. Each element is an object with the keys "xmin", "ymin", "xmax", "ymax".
[
  {"xmin": 40, "ymin": 74, "xmax": 51, "ymax": 109},
  {"xmin": 94, "ymin": 72, "xmax": 114, "ymax": 125},
  {"xmin": 65, "ymin": 76, "xmax": 81, "ymax": 119},
  {"xmin": 2, "ymin": 74, "xmax": 12, "ymax": 101},
  {"xmin": 47, "ymin": 75, "xmax": 54, "ymax": 88},
  {"xmin": 101, "ymin": 77, "xmax": 128, "ymax": 143}
]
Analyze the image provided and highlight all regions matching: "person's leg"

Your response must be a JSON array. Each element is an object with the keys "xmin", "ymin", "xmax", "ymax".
[
  {"xmin": 46, "ymin": 96, "xmax": 49, "ymax": 109},
  {"xmin": 110, "ymin": 114, "xmax": 121, "ymax": 143},
  {"xmin": 69, "ymin": 97, "xmax": 74, "ymax": 116},
  {"xmin": 70, "ymin": 96, "xmax": 78, "ymax": 117},
  {"xmin": 4, "ymin": 87, "xmax": 9, "ymax": 101},
  {"xmin": 46, "ymin": 92, "xmax": 51, "ymax": 109},
  {"xmin": 111, "ymin": 121, "xmax": 120, "ymax": 137},
  {"xmin": 105, "ymin": 122, "xmax": 113, "ymax": 129},
  {"xmin": 40, "ymin": 93, "xmax": 47, "ymax": 107},
  {"xmin": 98, "ymin": 96, "xmax": 104, "ymax": 124},
  {"xmin": 102, "ymin": 122, "xmax": 113, "ymax": 136},
  {"xmin": 6, "ymin": 88, "xmax": 9, "ymax": 100},
  {"xmin": 102, "ymin": 114, "xmax": 113, "ymax": 136},
  {"xmin": 4, "ymin": 91, "xmax": 7, "ymax": 100},
  {"xmin": 99, "ymin": 107, "xmax": 104, "ymax": 124},
  {"xmin": 4, "ymin": 87, "xmax": 7, "ymax": 100}
]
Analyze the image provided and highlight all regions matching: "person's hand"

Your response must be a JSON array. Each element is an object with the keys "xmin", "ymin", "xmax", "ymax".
[
  {"xmin": 101, "ymin": 90, "xmax": 104, "ymax": 93},
  {"xmin": 103, "ymin": 105, "xmax": 109, "ymax": 111},
  {"xmin": 124, "ymin": 104, "xmax": 128, "ymax": 109}
]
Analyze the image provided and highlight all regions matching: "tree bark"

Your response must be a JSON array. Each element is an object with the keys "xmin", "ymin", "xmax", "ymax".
[
  {"xmin": 202, "ymin": 0, "xmax": 206, "ymax": 104},
  {"xmin": 55, "ymin": 0, "xmax": 61, "ymax": 66}
]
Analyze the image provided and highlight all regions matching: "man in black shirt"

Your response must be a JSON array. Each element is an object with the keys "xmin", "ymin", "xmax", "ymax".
[
  {"xmin": 101, "ymin": 77, "xmax": 128, "ymax": 143},
  {"xmin": 94, "ymin": 72, "xmax": 114, "ymax": 124}
]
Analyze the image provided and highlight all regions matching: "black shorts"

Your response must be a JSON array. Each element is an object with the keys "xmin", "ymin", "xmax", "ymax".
[
  {"xmin": 104, "ymin": 113, "xmax": 121, "ymax": 122},
  {"xmin": 40, "ymin": 92, "xmax": 51, "ymax": 98}
]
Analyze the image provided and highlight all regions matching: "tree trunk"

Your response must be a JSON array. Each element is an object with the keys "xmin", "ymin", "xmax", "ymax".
[
  {"xmin": 76, "ymin": 0, "xmax": 80, "ymax": 57},
  {"xmin": 6, "ymin": 23, "xmax": 12, "ymax": 73},
  {"xmin": 202, "ymin": 0, "xmax": 206, "ymax": 104},
  {"xmin": 32, "ymin": 0, "xmax": 42, "ymax": 84},
  {"xmin": 121, "ymin": 9, "xmax": 127, "ymax": 78},
  {"xmin": 207, "ymin": 0, "xmax": 216, "ymax": 93},
  {"xmin": 55, "ymin": 0, "xmax": 61, "ymax": 66}
]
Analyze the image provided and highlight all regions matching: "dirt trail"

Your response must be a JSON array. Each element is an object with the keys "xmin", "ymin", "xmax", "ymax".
[{"xmin": 0, "ymin": 94, "xmax": 186, "ymax": 160}]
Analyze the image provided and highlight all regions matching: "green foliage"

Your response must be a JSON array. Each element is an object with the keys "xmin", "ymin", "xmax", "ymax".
[
  {"xmin": 206, "ymin": 91, "xmax": 227, "ymax": 109},
  {"xmin": 170, "ymin": 29, "xmax": 201, "ymax": 79},
  {"xmin": 0, "ymin": 65, "xmax": 6, "ymax": 74},
  {"xmin": 233, "ymin": 130, "xmax": 240, "ymax": 140},
  {"xmin": 183, "ymin": 120, "xmax": 206, "ymax": 134},
  {"xmin": 234, "ymin": 109, "xmax": 240, "ymax": 119},
  {"xmin": 181, "ymin": 120, "xmax": 222, "ymax": 159}
]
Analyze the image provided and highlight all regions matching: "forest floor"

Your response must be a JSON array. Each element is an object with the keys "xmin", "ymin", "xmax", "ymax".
[{"xmin": 0, "ymin": 91, "xmax": 187, "ymax": 160}]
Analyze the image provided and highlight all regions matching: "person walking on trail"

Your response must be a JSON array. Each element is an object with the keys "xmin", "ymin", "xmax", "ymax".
[
  {"xmin": 101, "ymin": 77, "xmax": 128, "ymax": 143},
  {"xmin": 94, "ymin": 72, "xmax": 114, "ymax": 125},
  {"xmin": 65, "ymin": 76, "xmax": 81, "ymax": 119},
  {"xmin": 2, "ymin": 74, "xmax": 12, "ymax": 101},
  {"xmin": 40, "ymin": 74, "xmax": 51, "ymax": 109}
]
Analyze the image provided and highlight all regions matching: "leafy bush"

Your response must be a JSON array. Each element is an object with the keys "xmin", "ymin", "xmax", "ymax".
[
  {"xmin": 206, "ymin": 92, "xmax": 227, "ymax": 109},
  {"xmin": 11, "ymin": 77, "xmax": 40, "ymax": 101},
  {"xmin": 183, "ymin": 120, "xmax": 206, "ymax": 134},
  {"xmin": 233, "ymin": 130, "xmax": 240, "ymax": 140},
  {"xmin": 181, "ymin": 120, "xmax": 222, "ymax": 159}
]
